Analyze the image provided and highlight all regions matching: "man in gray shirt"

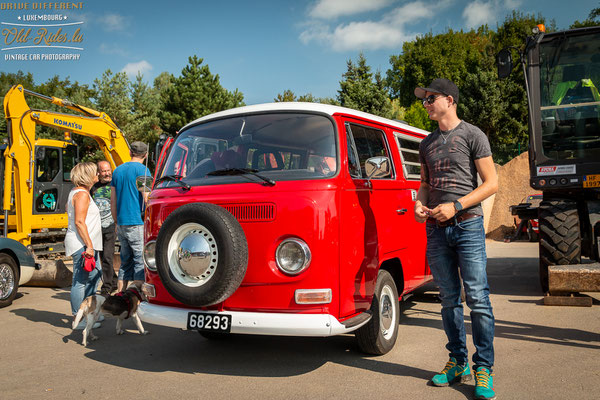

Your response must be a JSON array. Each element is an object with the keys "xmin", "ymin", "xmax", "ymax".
[
  {"xmin": 90, "ymin": 160, "xmax": 117, "ymax": 295},
  {"xmin": 413, "ymin": 78, "xmax": 498, "ymax": 400}
]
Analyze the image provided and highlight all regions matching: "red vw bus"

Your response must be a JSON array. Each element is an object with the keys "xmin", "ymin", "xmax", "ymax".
[{"xmin": 139, "ymin": 102, "xmax": 432, "ymax": 354}]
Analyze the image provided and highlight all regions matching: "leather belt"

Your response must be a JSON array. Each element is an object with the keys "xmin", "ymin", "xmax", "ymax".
[{"xmin": 427, "ymin": 212, "xmax": 478, "ymax": 227}]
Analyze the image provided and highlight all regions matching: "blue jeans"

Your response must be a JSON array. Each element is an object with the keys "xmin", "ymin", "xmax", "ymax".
[
  {"xmin": 70, "ymin": 247, "xmax": 102, "ymax": 315},
  {"xmin": 117, "ymin": 225, "xmax": 145, "ymax": 282},
  {"xmin": 425, "ymin": 216, "xmax": 495, "ymax": 369}
]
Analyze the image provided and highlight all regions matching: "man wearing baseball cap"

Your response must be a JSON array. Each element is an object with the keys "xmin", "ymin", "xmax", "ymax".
[
  {"xmin": 413, "ymin": 78, "xmax": 498, "ymax": 400},
  {"xmin": 110, "ymin": 141, "xmax": 151, "ymax": 292}
]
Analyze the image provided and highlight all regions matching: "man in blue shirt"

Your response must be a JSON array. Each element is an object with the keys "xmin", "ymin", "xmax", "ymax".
[{"xmin": 111, "ymin": 141, "xmax": 151, "ymax": 292}]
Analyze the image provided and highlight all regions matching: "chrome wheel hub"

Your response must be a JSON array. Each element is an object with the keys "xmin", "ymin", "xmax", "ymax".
[
  {"xmin": 379, "ymin": 284, "xmax": 396, "ymax": 340},
  {"xmin": 0, "ymin": 263, "xmax": 15, "ymax": 300},
  {"xmin": 167, "ymin": 223, "xmax": 218, "ymax": 287}
]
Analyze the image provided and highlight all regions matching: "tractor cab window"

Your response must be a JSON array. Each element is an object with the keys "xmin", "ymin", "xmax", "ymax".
[{"xmin": 539, "ymin": 32, "xmax": 600, "ymax": 160}]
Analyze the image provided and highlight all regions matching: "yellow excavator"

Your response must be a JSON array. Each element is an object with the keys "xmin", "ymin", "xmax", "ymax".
[{"xmin": 1, "ymin": 84, "xmax": 131, "ymax": 284}]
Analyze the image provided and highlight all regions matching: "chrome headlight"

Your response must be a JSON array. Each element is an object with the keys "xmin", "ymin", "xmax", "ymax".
[
  {"xmin": 276, "ymin": 238, "xmax": 311, "ymax": 275},
  {"xmin": 143, "ymin": 240, "xmax": 157, "ymax": 271}
]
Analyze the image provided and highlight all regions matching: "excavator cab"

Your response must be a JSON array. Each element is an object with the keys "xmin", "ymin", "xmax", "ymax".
[{"xmin": 33, "ymin": 142, "xmax": 78, "ymax": 215}]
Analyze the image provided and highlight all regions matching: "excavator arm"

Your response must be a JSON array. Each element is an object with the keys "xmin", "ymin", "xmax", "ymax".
[{"xmin": 2, "ymin": 84, "xmax": 132, "ymax": 245}]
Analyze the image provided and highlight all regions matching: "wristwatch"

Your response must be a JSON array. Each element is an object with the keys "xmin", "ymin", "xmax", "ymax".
[{"xmin": 453, "ymin": 200, "xmax": 463, "ymax": 212}]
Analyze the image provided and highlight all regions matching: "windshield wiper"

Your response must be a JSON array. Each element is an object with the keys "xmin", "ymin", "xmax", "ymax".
[
  {"xmin": 207, "ymin": 168, "xmax": 276, "ymax": 186},
  {"xmin": 154, "ymin": 174, "xmax": 191, "ymax": 190}
]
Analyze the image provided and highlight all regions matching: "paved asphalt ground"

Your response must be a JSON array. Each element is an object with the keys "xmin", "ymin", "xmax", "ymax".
[{"xmin": 1, "ymin": 240, "xmax": 599, "ymax": 400}]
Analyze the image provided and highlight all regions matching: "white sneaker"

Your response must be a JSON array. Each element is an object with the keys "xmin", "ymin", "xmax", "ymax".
[{"xmin": 73, "ymin": 320, "xmax": 101, "ymax": 330}]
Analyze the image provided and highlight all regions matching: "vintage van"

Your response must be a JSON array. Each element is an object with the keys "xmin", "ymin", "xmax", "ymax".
[{"xmin": 138, "ymin": 102, "xmax": 432, "ymax": 354}]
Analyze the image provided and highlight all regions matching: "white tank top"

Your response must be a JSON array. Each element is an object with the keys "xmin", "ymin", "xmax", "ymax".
[{"xmin": 64, "ymin": 188, "xmax": 103, "ymax": 256}]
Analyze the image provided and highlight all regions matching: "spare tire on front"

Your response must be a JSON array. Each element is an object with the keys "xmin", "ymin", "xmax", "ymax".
[{"xmin": 155, "ymin": 203, "xmax": 248, "ymax": 307}]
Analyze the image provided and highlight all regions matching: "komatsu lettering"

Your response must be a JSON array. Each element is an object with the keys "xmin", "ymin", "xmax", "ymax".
[{"xmin": 53, "ymin": 118, "xmax": 81, "ymax": 130}]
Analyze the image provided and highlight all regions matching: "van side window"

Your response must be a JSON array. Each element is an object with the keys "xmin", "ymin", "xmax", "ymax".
[
  {"xmin": 345, "ymin": 125, "xmax": 361, "ymax": 178},
  {"xmin": 395, "ymin": 133, "xmax": 422, "ymax": 180},
  {"xmin": 346, "ymin": 123, "xmax": 391, "ymax": 179}
]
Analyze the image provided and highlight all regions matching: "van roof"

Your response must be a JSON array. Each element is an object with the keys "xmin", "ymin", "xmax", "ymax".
[{"xmin": 181, "ymin": 102, "xmax": 430, "ymax": 136}]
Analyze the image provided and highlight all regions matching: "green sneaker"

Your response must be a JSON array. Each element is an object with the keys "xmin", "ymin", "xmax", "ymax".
[
  {"xmin": 474, "ymin": 366, "xmax": 496, "ymax": 400},
  {"xmin": 431, "ymin": 357, "xmax": 472, "ymax": 387}
]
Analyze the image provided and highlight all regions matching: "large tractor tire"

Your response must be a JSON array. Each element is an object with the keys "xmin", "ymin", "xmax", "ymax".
[
  {"xmin": 538, "ymin": 200, "xmax": 581, "ymax": 293},
  {"xmin": 155, "ymin": 203, "xmax": 248, "ymax": 307}
]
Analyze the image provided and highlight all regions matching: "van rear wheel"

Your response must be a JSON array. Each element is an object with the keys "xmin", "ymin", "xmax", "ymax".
[{"xmin": 355, "ymin": 269, "xmax": 399, "ymax": 355}]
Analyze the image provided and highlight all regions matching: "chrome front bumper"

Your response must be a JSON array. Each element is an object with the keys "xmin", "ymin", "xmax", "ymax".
[{"xmin": 138, "ymin": 302, "xmax": 370, "ymax": 336}]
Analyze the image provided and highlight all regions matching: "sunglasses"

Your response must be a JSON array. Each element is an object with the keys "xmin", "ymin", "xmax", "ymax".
[{"xmin": 422, "ymin": 94, "xmax": 446, "ymax": 106}]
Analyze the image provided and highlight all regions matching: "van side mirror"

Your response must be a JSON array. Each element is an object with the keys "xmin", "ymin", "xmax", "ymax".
[
  {"xmin": 497, "ymin": 48, "xmax": 513, "ymax": 79},
  {"xmin": 365, "ymin": 156, "xmax": 391, "ymax": 179},
  {"xmin": 136, "ymin": 175, "xmax": 153, "ymax": 194}
]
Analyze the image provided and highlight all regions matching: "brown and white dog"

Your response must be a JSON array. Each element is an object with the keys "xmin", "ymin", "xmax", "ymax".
[{"xmin": 72, "ymin": 282, "xmax": 149, "ymax": 346}]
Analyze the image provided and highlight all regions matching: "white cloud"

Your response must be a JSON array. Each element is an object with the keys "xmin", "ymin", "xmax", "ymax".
[
  {"xmin": 300, "ymin": 0, "xmax": 444, "ymax": 51},
  {"xmin": 121, "ymin": 60, "xmax": 153, "ymax": 78},
  {"xmin": 98, "ymin": 13, "xmax": 126, "ymax": 32},
  {"xmin": 309, "ymin": 0, "xmax": 393, "ymax": 20},
  {"xmin": 463, "ymin": 0, "xmax": 523, "ymax": 29}
]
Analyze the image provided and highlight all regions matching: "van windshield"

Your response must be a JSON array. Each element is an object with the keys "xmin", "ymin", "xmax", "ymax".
[{"xmin": 157, "ymin": 112, "xmax": 337, "ymax": 187}]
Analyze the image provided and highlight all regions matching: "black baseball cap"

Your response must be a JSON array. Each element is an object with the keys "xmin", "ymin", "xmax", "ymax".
[{"xmin": 414, "ymin": 78, "xmax": 459, "ymax": 104}]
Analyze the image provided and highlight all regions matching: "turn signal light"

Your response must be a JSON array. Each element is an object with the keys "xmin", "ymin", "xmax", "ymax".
[
  {"xmin": 142, "ymin": 283, "xmax": 156, "ymax": 299},
  {"xmin": 295, "ymin": 289, "xmax": 332, "ymax": 304},
  {"xmin": 537, "ymin": 24, "xmax": 546, "ymax": 33}
]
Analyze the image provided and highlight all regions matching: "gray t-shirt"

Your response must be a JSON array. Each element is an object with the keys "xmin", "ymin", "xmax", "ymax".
[{"xmin": 419, "ymin": 120, "xmax": 492, "ymax": 216}]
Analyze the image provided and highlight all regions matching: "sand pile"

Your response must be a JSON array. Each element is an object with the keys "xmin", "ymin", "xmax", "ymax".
[{"xmin": 486, "ymin": 151, "xmax": 534, "ymax": 240}]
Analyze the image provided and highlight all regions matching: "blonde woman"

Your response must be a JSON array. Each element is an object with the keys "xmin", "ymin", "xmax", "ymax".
[{"xmin": 64, "ymin": 162, "xmax": 103, "ymax": 329}]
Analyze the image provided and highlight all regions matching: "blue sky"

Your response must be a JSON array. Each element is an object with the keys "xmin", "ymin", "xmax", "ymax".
[{"xmin": 1, "ymin": 0, "xmax": 598, "ymax": 105}]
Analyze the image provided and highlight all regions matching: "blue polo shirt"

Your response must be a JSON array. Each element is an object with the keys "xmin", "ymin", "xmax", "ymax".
[{"xmin": 111, "ymin": 161, "xmax": 151, "ymax": 226}]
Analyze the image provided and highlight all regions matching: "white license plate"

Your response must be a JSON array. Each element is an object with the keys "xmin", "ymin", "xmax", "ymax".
[{"xmin": 187, "ymin": 312, "xmax": 232, "ymax": 332}]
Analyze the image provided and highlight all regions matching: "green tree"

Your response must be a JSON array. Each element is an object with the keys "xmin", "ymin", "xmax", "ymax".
[
  {"xmin": 338, "ymin": 53, "xmax": 393, "ymax": 118},
  {"xmin": 403, "ymin": 101, "xmax": 435, "ymax": 131},
  {"xmin": 92, "ymin": 70, "xmax": 133, "ymax": 130},
  {"xmin": 90, "ymin": 70, "xmax": 133, "ymax": 160},
  {"xmin": 274, "ymin": 90, "xmax": 326, "ymax": 104},
  {"xmin": 275, "ymin": 89, "xmax": 296, "ymax": 102},
  {"xmin": 387, "ymin": 27, "xmax": 494, "ymax": 107},
  {"xmin": 160, "ymin": 56, "xmax": 245, "ymax": 134},
  {"xmin": 128, "ymin": 74, "xmax": 163, "ymax": 157}
]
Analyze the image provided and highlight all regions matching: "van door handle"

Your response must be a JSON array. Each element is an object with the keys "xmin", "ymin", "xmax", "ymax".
[{"xmin": 396, "ymin": 208, "xmax": 407, "ymax": 215}]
